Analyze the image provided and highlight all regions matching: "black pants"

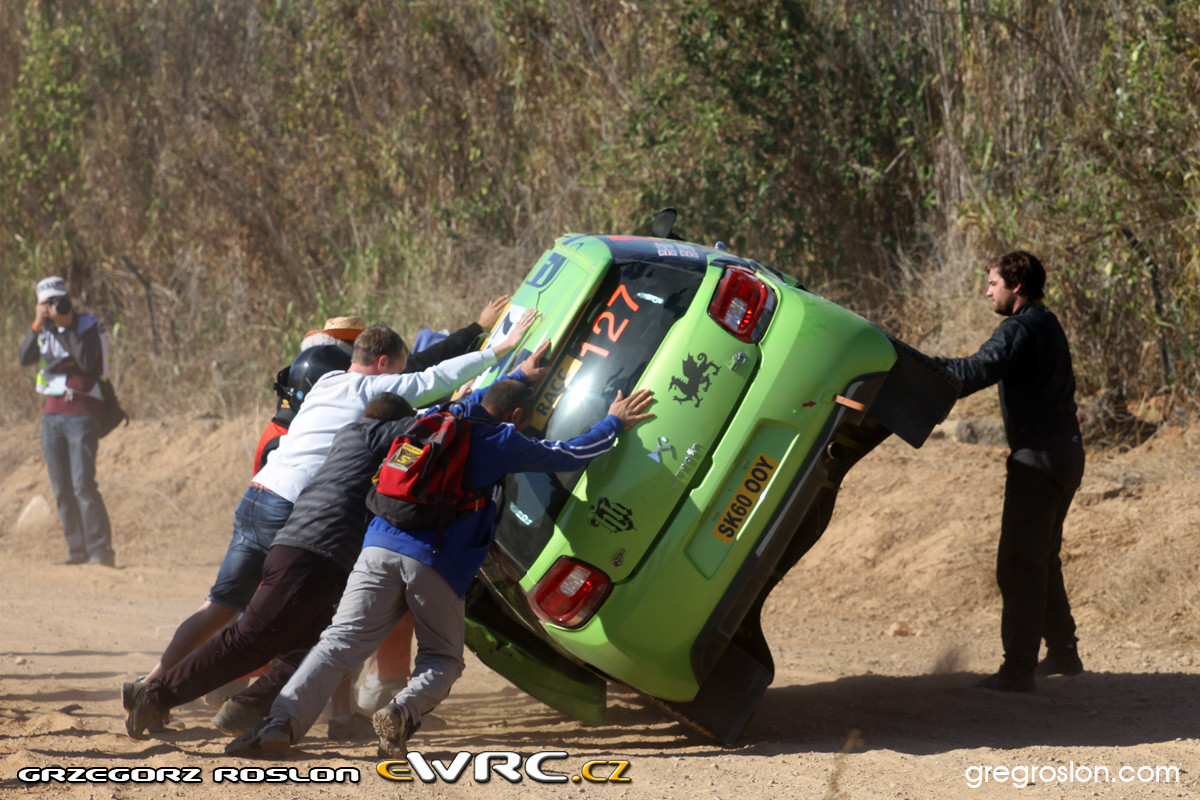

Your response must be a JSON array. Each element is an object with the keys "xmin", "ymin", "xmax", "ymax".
[
  {"xmin": 996, "ymin": 450, "xmax": 1085, "ymax": 674},
  {"xmin": 146, "ymin": 545, "xmax": 348, "ymax": 712}
]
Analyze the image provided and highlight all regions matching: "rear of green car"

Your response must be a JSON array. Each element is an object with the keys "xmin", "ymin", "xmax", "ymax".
[{"xmin": 465, "ymin": 233, "xmax": 957, "ymax": 743}]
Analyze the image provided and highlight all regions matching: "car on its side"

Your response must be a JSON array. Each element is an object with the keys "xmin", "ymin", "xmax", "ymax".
[{"xmin": 461, "ymin": 211, "xmax": 959, "ymax": 743}]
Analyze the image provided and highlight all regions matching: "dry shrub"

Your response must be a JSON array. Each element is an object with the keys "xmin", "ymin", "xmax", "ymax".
[
  {"xmin": 0, "ymin": 0, "xmax": 657, "ymax": 423},
  {"xmin": 2, "ymin": 0, "xmax": 1197, "ymax": 426},
  {"xmin": 816, "ymin": 225, "xmax": 1000, "ymax": 359}
]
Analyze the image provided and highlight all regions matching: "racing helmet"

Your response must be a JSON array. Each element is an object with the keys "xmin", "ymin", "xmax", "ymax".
[{"xmin": 273, "ymin": 344, "xmax": 352, "ymax": 417}]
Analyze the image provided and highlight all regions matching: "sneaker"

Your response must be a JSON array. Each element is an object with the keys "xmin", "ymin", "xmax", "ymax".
[
  {"xmin": 121, "ymin": 679, "xmax": 170, "ymax": 731},
  {"xmin": 356, "ymin": 674, "xmax": 408, "ymax": 713},
  {"xmin": 372, "ymin": 703, "xmax": 418, "ymax": 758},
  {"xmin": 123, "ymin": 680, "xmax": 170, "ymax": 739},
  {"xmin": 212, "ymin": 697, "xmax": 264, "ymax": 736},
  {"xmin": 327, "ymin": 713, "xmax": 376, "ymax": 741},
  {"xmin": 56, "ymin": 556, "xmax": 88, "ymax": 566},
  {"xmin": 224, "ymin": 717, "xmax": 293, "ymax": 757},
  {"xmin": 975, "ymin": 670, "xmax": 1036, "ymax": 693},
  {"xmin": 1035, "ymin": 645, "xmax": 1084, "ymax": 677},
  {"xmin": 88, "ymin": 553, "xmax": 115, "ymax": 567}
]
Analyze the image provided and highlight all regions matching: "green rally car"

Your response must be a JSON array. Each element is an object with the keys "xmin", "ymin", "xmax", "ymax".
[{"xmin": 461, "ymin": 212, "xmax": 959, "ymax": 744}]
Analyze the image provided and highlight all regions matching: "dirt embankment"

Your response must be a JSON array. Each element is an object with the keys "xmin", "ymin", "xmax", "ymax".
[{"xmin": 0, "ymin": 412, "xmax": 1197, "ymax": 799}]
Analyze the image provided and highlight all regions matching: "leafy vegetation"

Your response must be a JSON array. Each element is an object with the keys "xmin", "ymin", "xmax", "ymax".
[{"xmin": 2, "ymin": 0, "xmax": 1196, "ymax": 423}]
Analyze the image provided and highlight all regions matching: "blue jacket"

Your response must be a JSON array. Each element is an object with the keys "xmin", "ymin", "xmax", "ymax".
[{"xmin": 363, "ymin": 372, "xmax": 623, "ymax": 595}]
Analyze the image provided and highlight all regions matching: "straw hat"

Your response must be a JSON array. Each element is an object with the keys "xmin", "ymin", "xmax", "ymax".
[{"xmin": 303, "ymin": 315, "xmax": 365, "ymax": 343}]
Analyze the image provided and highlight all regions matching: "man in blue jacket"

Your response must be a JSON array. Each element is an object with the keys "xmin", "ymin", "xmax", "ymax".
[
  {"xmin": 933, "ymin": 251, "xmax": 1085, "ymax": 693},
  {"xmin": 227, "ymin": 359, "xmax": 654, "ymax": 756}
]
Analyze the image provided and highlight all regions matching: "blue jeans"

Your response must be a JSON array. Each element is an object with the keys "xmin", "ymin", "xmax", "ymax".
[
  {"xmin": 208, "ymin": 485, "xmax": 293, "ymax": 610},
  {"xmin": 42, "ymin": 413, "xmax": 112, "ymax": 561}
]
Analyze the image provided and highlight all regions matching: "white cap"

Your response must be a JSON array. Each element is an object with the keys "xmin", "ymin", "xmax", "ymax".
[{"xmin": 36, "ymin": 276, "xmax": 69, "ymax": 303}]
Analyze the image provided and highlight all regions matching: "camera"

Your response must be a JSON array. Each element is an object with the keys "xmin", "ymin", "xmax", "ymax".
[{"xmin": 52, "ymin": 295, "xmax": 72, "ymax": 315}]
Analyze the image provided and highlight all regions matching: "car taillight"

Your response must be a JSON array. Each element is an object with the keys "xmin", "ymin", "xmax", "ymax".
[
  {"xmin": 708, "ymin": 267, "xmax": 776, "ymax": 342},
  {"xmin": 530, "ymin": 557, "xmax": 612, "ymax": 629}
]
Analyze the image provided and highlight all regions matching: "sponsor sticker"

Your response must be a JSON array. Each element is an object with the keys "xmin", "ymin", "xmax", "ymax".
[
  {"xmin": 669, "ymin": 352, "xmax": 720, "ymax": 408},
  {"xmin": 531, "ymin": 355, "xmax": 583, "ymax": 430},
  {"xmin": 589, "ymin": 497, "xmax": 636, "ymax": 534},
  {"xmin": 712, "ymin": 454, "xmax": 778, "ymax": 544},
  {"xmin": 480, "ymin": 304, "xmax": 528, "ymax": 351}
]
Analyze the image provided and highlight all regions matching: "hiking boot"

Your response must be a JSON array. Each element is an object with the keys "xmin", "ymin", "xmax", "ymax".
[
  {"xmin": 372, "ymin": 702, "xmax": 418, "ymax": 758},
  {"xmin": 975, "ymin": 669, "xmax": 1036, "ymax": 694},
  {"xmin": 123, "ymin": 680, "xmax": 170, "ymax": 739},
  {"xmin": 56, "ymin": 556, "xmax": 88, "ymax": 566},
  {"xmin": 121, "ymin": 679, "xmax": 171, "ymax": 731},
  {"xmin": 327, "ymin": 713, "xmax": 376, "ymax": 741},
  {"xmin": 1035, "ymin": 645, "xmax": 1084, "ymax": 677},
  {"xmin": 88, "ymin": 553, "xmax": 116, "ymax": 567},
  {"xmin": 212, "ymin": 697, "xmax": 264, "ymax": 736},
  {"xmin": 120, "ymin": 679, "xmax": 138, "ymax": 711},
  {"xmin": 224, "ymin": 717, "xmax": 294, "ymax": 757}
]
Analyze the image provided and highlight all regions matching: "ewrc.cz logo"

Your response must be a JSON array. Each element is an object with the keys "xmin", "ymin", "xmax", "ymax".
[{"xmin": 376, "ymin": 752, "xmax": 632, "ymax": 784}]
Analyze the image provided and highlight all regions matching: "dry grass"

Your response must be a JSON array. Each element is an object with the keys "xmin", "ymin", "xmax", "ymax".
[{"xmin": 2, "ymin": 1, "xmax": 1197, "ymax": 427}]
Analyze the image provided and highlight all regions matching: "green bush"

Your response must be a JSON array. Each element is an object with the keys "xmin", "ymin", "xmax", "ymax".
[{"xmin": 1, "ymin": 0, "xmax": 1196, "ymax": 425}]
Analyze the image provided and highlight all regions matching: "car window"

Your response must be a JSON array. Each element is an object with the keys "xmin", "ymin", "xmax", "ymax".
[{"xmin": 494, "ymin": 258, "xmax": 706, "ymax": 572}]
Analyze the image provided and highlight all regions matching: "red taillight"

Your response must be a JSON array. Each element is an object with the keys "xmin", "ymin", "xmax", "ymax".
[
  {"xmin": 530, "ymin": 557, "xmax": 612, "ymax": 629},
  {"xmin": 708, "ymin": 268, "xmax": 776, "ymax": 342}
]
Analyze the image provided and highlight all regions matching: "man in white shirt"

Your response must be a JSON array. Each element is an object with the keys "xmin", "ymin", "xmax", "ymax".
[{"xmin": 124, "ymin": 311, "xmax": 535, "ymax": 732}]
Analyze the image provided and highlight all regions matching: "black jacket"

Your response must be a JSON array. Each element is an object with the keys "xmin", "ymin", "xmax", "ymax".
[
  {"xmin": 403, "ymin": 323, "xmax": 483, "ymax": 374},
  {"xmin": 270, "ymin": 415, "xmax": 414, "ymax": 573},
  {"xmin": 933, "ymin": 303, "xmax": 1082, "ymax": 466}
]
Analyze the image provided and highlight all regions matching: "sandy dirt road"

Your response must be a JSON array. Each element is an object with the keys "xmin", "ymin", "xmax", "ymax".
[{"xmin": 1, "ymin": 415, "xmax": 1197, "ymax": 798}]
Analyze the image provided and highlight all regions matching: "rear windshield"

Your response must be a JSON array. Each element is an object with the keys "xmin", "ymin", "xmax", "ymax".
[{"xmin": 493, "ymin": 258, "xmax": 705, "ymax": 572}]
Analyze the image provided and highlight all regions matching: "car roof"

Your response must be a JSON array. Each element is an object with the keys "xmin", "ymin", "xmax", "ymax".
[{"xmin": 559, "ymin": 233, "xmax": 749, "ymax": 267}]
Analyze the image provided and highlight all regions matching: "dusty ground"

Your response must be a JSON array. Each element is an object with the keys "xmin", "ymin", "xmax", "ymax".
[{"xmin": 0, "ymin": 406, "xmax": 1197, "ymax": 799}]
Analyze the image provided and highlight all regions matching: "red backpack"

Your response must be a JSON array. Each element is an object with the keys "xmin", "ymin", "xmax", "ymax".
[{"xmin": 367, "ymin": 410, "xmax": 488, "ymax": 549}]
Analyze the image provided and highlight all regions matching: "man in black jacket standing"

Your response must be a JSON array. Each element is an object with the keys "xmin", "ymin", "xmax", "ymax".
[{"xmin": 933, "ymin": 251, "xmax": 1086, "ymax": 692}]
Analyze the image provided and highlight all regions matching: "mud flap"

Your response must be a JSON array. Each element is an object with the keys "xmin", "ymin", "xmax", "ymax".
[
  {"xmin": 464, "ymin": 583, "xmax": 607, "ymax": 726},
  {"xmin": 651, "ymin": 640, "xmax": 773, "ymax": 746},
  {"xmin": 867, "ymin": 335, "xmax": 961, "ymax": 447}
]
